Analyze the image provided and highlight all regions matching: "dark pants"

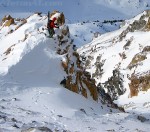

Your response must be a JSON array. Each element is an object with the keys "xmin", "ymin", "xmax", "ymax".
[{"xmin": 48, "ymin": 28, "xmax": 55, "ymax": 38}]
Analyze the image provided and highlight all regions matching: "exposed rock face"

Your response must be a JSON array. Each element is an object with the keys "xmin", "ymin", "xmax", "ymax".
[
  {"xmin": 63, "ymin": 52, "xmax": 98, "ymax": 100},
  {"xmin": 2, "ymin": 15, "xmax": 15, "ymax": 26},
  {"xmin": 98, "ymin": 69, "xmax": 125, "ymax": 100},
  {"xmin": 128, "ymin": 53, "xmax": 147, "ymax": 70},
  {"xmin": 21, "ymin": 127, "xmax": 53, "ymax": 132},
  {"xmin": 137, "ymin": 115, "xmax": 149, "ymax": 122},
  {"xmin": 46, "ymin": 11, "xmax": 99, "ymax": 101},
  {"xmin": 77, "ymin": 10, "xmax": 150, "ymax": 101},
  {"xmin": 129, "ymin": 73, "xmax": 150, "ymax": 97},
  {"xmin": 119, "ymin": 10, "xmax": 150, "ymax": 41},
  {"xmin": 128, "ymin": 44, "xmax": 150, "ymax": 97},
  {"xmin": 50, "ymin": 10, "xmax": 65, "ymax": 26},
  {"xmin": 53, "ymin": 13, "xmax": 99, "ymax": 101}
]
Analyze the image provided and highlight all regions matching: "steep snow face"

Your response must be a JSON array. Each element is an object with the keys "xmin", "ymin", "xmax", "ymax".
[
  {"xmin": 0, "ymin": 14, "xmax": 48, "ymax": 75},
  {"xmin": 0, "ymin": 0, "xmax": 150, "ymax": 22},
  {"xmin": 78, "ymin": 10, "xmax": 150, "ymax": 113},
  {"xmin": 0, "ymin": 13, "xmax": 66, "ymax": 96}
]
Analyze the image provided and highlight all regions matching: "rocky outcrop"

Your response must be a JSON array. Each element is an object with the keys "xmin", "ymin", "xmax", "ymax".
[
  {"xmin": 63, "ymin": 52, "xmax": 99, "ymax": 100},
  {"xmin": 129, "ymin": 73, "xmax": 150, "ymax": 97},
  {"xmin": 137, "ymin": 115, "xmax": 149, "ymax": 122},
  {"xmin": 53, "ymin": 13, "xmax": 99, "ymax": 101},
  {"xmin": 21, "ymin": 127, "xmax": 53, "ymax": 132},
  {"xmin": 2, "ymin": 15, "xmax": 15, "ymax": 26},
  {"xmin": 119, "ymin": 10, "xmax": 150, "ymax": 41},
  {"xmin": 50, "ymin": 10, "xmax": 65, "ymax": 26},
  {"xmin": 128, "ymin": 44, "xmax": 150, "ymax": 97},
  {"xmin": 98, "ymin": 69, "xmax": 125, "ymax": 100},
  {"xmin": 128, "ymin": 53, "xmax": 147, "ymax": 70},
  {"xmin": 60, "ymin": 49, "xmax": 98, "ymax": 100}
]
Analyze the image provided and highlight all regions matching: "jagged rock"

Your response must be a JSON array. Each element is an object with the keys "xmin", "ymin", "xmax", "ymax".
[
  {"xmin": 98, "ymin": 69, "xmax": 125, "ymax": 100},
  {"xmin": 50, "ymin": 10, "xmax": 65, "ymax": 26},
  {"xmin": 81, "ymin": 88, "xmax": 88, "ymax": 98},
  {"xmin": 60, "ymin": 42, "xmax": 98, "ymax": 100},
  {"xmin": 83, "ymin": 79, "xmax": 98, "ymax": 100},
  {"xmin": 142, "ymin": 46, "xmax": 150, "ymax": 53},
  {"xmin": 60, "ymin": 44, "xmax": 99, "ymax": 100},
  {"xmin": 119, "ymin": 10, "xmax": 150, "ymax": 41},
  {"xmin": 137, "ymin": 115, "xmax": 148, "ymax": 122},
  {"xmin": 129, "ymin": 73, "xmax": 150, "ymax": 97},
  {"xmin": 61, "ymin": 61, "xmax": 68, "ymax": 72},
  {"xmin": 2, "ymin": 15, "xmax": 13, "ymax": 22},
  {"xmin": 2, "ymin": 15, "xmax": 15, "ymax": 26},
  {"xmin": 145, "ymin": 18, "xmax": 150, "ymax": 29},
  {"xmin": 128, "ymin": 53, "xmax": 147, "ymax": 70},
  {"xmin": 21, "ymin": 127, "xmax": 52, "ymax": 132},
  {"xmin": 3, "ymin": 44, "xmax": 15, "ymax": 56},
  {"xmin": 4, "ymin": 18, "xmax": 15, "ymax": 27},
  {"xmin": 93, "ymin": 32, "xmax": 101, "ymax": 38},
  {"xmin": 62, "ymin": 25, "xmax": 69, "ymax": 36},
  {"xmin": 34, "ymin": 12, "xmax": 42, "ymax": 16}
]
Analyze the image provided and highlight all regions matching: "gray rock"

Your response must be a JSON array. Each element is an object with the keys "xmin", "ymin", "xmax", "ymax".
[
  {"xmin": 137, "ymin": 115, "xmax": 148, "ymax": 122},
  {"xmin": 21, "ymin": 127, "xmax": 53, "ymax": 132}
]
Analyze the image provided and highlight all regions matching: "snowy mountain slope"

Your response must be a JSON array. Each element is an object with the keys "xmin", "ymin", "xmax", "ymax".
[
  {"xmin": 78, "ymin": 10, "xmax": 150, "ymax": 119},
  {"xmin": 68, "ymin": 20, "xmax": 122, "ymax": 47},
  {"xmin": 1, "ymin": 0, "xmax": 150, "ymax": 22}
]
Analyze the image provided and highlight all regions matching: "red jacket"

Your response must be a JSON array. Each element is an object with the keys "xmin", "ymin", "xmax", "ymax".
[{"xmin": 48, "ymin": 17, "xmax": 58, "ymax": 28}]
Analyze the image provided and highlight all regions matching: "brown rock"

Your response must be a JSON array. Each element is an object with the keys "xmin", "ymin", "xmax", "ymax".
[
  {"xmin": 69, "ymin": 64, "xmax": 74, "ymax": 74},
  {"xmin": 57, "ymin": 12, "xmax": 65, "ymax": 26},
  {"xmin": 82, "ymin": 88, "xmax": 87, "ymax": 98},
  {"xmin": 62, "ymin": 26, "xmax": 69, "ymax": 36},
  {"xmin": 129, "ymin": 73, "xmax": 150, "ymax": 97},
  {"xmin": 50, "ymin": 10, "xmax": 65, "ymax": 25},
  {"xmin": 2, "ymin": 15, "xmax": 13, "ymax": 22},
  {"xmin": 61, "ymin": 61, "xmax": 68, "ymax": 71},
  {"xmin": 83, "ymin": 79, "xmax": 98, "ymax": 101},
  {"xmin": 71, "ymin": 84, "xmax": 78, "ymax": 93},
  {"xmin": 4, "ymin": 19, "xmax": 15, "ymax": 26}
]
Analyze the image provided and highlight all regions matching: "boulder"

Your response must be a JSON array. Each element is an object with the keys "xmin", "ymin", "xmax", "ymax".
[
  {"xmin": 2, "ymin": 15, "xmax": 15, "ymax": 26},
  {"xmin": 129, "ymin": 74, "xmax": 150, "ymax": 97},
  {"xmin": 137, "ymin": 115, "xmax": 148, "ymax": 122},
  {"xmin": 21, "ymin": 127, "xmax": 52, "ymax": 132},
  {"xmin": 62, "ymin": 25, "xmax": 69, "ymax": 36},
  {"xmin": 4, "ymin": 18, "xmax": 15, "ymax": 27},
  {"xmin": 2, "ymin": 15, "xmax": 13, "ymax": 22}
]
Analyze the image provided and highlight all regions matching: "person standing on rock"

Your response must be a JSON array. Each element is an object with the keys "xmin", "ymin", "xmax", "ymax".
[{"xmin": 47, "ymin": 12, "xmax": 59, "ymax": 38}]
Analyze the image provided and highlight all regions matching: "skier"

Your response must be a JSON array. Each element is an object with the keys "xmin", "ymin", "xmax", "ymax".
[{"xmin": 47, "ymin": 13, "xmax": 59, "ymax": 38}]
